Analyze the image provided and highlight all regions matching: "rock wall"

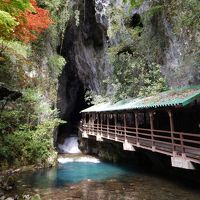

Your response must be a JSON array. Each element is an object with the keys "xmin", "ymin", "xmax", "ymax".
[
  {"xmin": 57, "ymin": 0, "xmax": 111, "ymax": 143},
  {"xmin": 130, "ymin": 0, "xmax": 200, "ymax": 87},
  {"xmin": 79, "ymin": 135, "xmax": 172, "ymax": 172}
]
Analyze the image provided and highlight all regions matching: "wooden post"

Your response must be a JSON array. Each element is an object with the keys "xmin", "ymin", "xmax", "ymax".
[
  {"xmin": 135, "ymin": 112, "xmax": 139, "ymax": 146},
  {"xmin": 83, "ymin": 113, "xmax": 85, "ymax": 131},
  {"xmin": 97, "ymin": 113, "xmax": 99, "ymax": 136},
  {"xmin": 81, "ymin": 113, "xmax": 88, "ymax": 138},
  {"xmin": 144, "ymin": 112, "xmax": 147, "ymax": 128},
  {"xmin": 101, "ymin": 113, "xmax": 103, "ymax": 137},
  {"xmin": 94, "ymin": 113, "xmax": 96, "ymax": 134},
  {"xmin": 180, "ymin": 133, "xmax": 185, "ymax": 155},
  {"xmin": 89, "ymin": 113, "xmax": 91, "ymax": 134},
  {"xmin": 92, "ymin": 113, "xmax": 94, "ymax": 134},
  {"xmin": 149, "ymin": 111, "xmax": 155, "ymax": 151},
  {"xmin": 114, "ymin": 113, "xmax": 117, "ymax": 140},
  {"xmin": 86, "ymin": 113, "xmax": 88, "ymax": 133},
  {"xmin": 124, "ymin": 113, "xmax": 127, "ymax": 141},
  {"xmin": 107, "ymin": 114, "xmax": 109, "ymax": 138},
  {"xmin": 90, "ymin": 113, "xmax": 91, "ymax": 134},
  {"xmin": 93, "ymin": 113, "xmax": 95, "ymax": 134},
  {"xmin": 168, "ymin": 110, "xmax": 175, "ymax": 154}
]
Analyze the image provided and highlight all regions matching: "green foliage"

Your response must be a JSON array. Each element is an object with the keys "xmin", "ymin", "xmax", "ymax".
[
  {"xmin": 0, "ymin": 11, "xmax": 18, "ymax": 39},
  {"xmin": 0, "ymin": 0, "xmax": 30, "ymax": 14},
  {"xmin": 0, "ymin": 41, "xmax": 36, "ymax": 89},
  {"xmin": 108, "ymin": 52, "xmax": 167, "ymax": 101},
  {"xmin": 5, "ymin": 40, "xmax": 30, "ymax": 57},
  {"xmin": 85, "ymin": 90, "xmax": 110, "ymax": 105},
  {"xmin": 166, "ymin": 0, "xmax": 200, "ymax": 31},
  {"xmin": 0, "ymin": 0, "xmax": 30, "ymax": 40},
  {"xmin": 48, "ymin": 54, "xmax": 66, "ymax": 78},
  {"xmin": 0, "ymin": 88, "xmax": 65, "ymax": 168},
  {"xmin": 128, "ymin": 26, "xmax": 143, "ymax": 40},
  {"xmin": 37, "ymin": 0, "xmax": 71, "ymax": 52},
  {"xmin": 0, "ymin": 0, "xmax": 76, "ymax": 172},
  {"xmin": 123, "ymin": 0, "xmax": 144, "ymax": 8},
  {"xmin": 143, "ymin": 5, "xmax": 164, "ymax": 20},
  {"xmin": 0, "ymin": 27, "xmax": 66, "ymax": 169},
  {"xmin": 103, "ymin": 0, "xmax": 169, "ymax": 103},
  {"xmin": 107, "ymin": 5, "xmax": 127, "ymax": 41}
]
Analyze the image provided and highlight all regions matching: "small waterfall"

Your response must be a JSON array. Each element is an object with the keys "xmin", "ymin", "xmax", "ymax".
[{"xmin": 58, "ymin": 136, "xmax": 81, "ymax": 154}]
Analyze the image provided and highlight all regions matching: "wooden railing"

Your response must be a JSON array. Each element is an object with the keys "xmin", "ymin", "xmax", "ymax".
[{"xmin": 82, "ymin": 123, "xmax": 200, "ymax": 164}]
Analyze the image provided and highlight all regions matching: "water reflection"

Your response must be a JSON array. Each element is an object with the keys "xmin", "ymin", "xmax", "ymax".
[
  {"xmin": 20, "ymin": 162, "xmax": 135, "ymax": 188},
  {"xmin": 17, "ymin": 160, "xmax": 200, "ymax": 200}
]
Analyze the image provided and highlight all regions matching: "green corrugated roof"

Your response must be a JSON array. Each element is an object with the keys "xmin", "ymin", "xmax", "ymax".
[{"xmin": 81, "ymin": 85, "xmax": 200, "ymax": 113}]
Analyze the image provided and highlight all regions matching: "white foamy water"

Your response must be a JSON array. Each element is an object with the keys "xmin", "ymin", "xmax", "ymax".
[
  {"xmin": 58, "ymin": 137, "xmax": 81, "ymax": 154},
  {"xmin": 58, "ymin": 156, "xmax": 101, "ymax": 164}
]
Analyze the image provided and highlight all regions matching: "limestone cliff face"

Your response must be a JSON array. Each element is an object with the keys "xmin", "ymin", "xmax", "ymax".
[
  {"xmin": 57, "ymin": 0, "xmax": 111, "ymax": 141},
  {"xmin": 130, "ymin": 0, "xmax": 200, "ymax": 87}
]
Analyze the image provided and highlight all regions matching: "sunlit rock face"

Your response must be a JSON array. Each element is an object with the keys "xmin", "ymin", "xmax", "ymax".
[
  {"xmin": 161, "ymin": 16, "xmax": 200, "ymax": 87},
  {"xmin": 95, "ymin": 0, "xmax": 109, "ymax": 28},
  {"xmin": 129, "ymin": 1, "xmax": 200, "ymax": 87},
  {"xmin": 56, "ymin": 0, "xmax": 111, "ymax": 143}
]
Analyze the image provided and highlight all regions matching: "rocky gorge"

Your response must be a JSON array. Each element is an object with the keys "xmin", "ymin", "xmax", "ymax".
[{"xmin": 0, "ymin": 0, "xmax": 199, "ymax": 199}]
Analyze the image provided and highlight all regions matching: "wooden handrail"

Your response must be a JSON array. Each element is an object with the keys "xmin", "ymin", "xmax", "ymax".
[
  {"xmin": 83, "ymin": 124, "xmax": 200, "ymax": 137},
  {"xmin": 82, "ymin": 122, "xmax": 200, "ymax": 163}
]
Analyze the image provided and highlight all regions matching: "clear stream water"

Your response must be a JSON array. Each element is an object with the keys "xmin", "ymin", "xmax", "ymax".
[
  {"xmin": 16, "ymin": 156, "xmax": 200, "ymax": 200},
  {"xmin": 19, "ymin": 157, "xmax": 135, "ymax": 187},
  {"xmin": 13, "ymin": 139, "xmax": 200, "ymax": 200}
]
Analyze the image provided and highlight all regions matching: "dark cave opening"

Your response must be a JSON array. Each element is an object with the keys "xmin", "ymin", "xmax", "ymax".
[
  {"xmin": 55, "ymin": 0, "xmax": 106, "ymax": 149},
  {"xmin": 56, "ymin": 81, "xmax": 89, "ymax": 146},
  {"xmin": 131, "ymin": 13, "xmax": 143, "ymax": 28}
]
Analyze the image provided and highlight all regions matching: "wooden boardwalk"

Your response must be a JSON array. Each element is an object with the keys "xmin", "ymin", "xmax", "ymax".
[
  {"xmin": 82, "ymin": 123, "xmax": 200, "ymax": 165},
  {"xmin": 80, "ymin": 86, "xmax": 200, "ymax": 169}
]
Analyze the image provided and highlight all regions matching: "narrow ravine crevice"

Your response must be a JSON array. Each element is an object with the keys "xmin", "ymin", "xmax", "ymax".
[
  {"xmin": 56, "ymin": 0, "xmax": 109, "ymax": 149},
  {"xmin": 56, "ymin": 64, "xmax": 88, "ymax": 145}
]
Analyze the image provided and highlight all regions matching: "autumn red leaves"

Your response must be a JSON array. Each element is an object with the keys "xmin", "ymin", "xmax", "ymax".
[
  {"xmin": 14, "ymin": 0, "xmax": 53, "ymax": 43},
  {"xmin": 1, "ymin": 0, "xmax": 53, "ymax": 43}
]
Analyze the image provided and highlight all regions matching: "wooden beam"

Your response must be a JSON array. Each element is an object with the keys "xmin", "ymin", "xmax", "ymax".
[
  {"xmin": 134, "ymin": 112, "xmax": 139, "ymax": 146},
  {"xmin": 85, "ymin": 113, "xmax": 88, "ymax": 133},
  {"xmin": 88, "ymin": 113, "xmax": 90, "ymax": 133},
  {"xmin": 92, "ymin": 113, "xmax": 94, "ymax": 134},
  {"xmin": 114, "ymin": 113, "xmax": 117, "ymax": 140},
  {"xmin": 101, "ymin": 113, "xmax": 103, "ymax": 137},
  {"xmin": 107, "ymin": 114, "xmax": 109, "ymax": 138},
  {"xmin": 144, "ymin": 111, "xmax": 147, "ymax": 128},
  {"xmin": 96, "ymin": 113, "xmax": 102, "ymax": 142},
  {"xmin": 97, "ymin": 113, "xmax": 99, "ymax": 136},
  {"xmin": 168, "ymin": 110, "xmax": 175, "ymax": 154},
  {"xmin": 84, "ymin": 113, "xmax": 86, "ymax": 124},
  {"xmin": 124, "ymin": 113, "xmax": 127, "ymax": 141},
  {"xmin": 149, "ymin": 111, "xmax": 155, "ymax": 151}
]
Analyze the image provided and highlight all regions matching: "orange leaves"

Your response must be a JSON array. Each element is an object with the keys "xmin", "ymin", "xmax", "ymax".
[{"xmin": 13, "ymin": 0, "xmax": 53, "ymax": 43}]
